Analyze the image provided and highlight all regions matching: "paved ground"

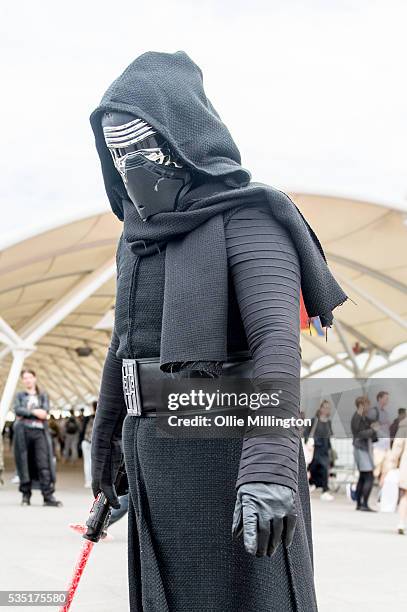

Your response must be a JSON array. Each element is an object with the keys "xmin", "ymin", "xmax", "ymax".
[{"xmin": 1, "ymin": 454, "xmax": 406, "ymax": 612}]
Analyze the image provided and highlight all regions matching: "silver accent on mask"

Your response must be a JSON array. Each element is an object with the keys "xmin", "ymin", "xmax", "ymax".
[
  {"xmin": 103, "ymin": 118, "xmax": 157, "ymax": 148},
  {"xmin": 103, "ymin": 117, "xmax": 183, "ymax": 180}
]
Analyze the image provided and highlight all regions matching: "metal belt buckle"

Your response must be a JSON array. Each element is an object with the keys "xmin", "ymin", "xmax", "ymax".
[{"xmin": 122, "ymin": 359, "xmax": 142, "ymax": 416}]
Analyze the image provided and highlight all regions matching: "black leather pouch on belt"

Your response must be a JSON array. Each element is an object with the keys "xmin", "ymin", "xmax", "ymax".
[{"xmin": 122, "ymin": 355, "xmax": 254, "ymax": 417}]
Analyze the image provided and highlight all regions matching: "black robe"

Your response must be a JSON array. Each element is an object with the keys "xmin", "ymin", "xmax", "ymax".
[{"xmin": 87, "ymin": 50, "xmax": 347, "ymax": 611}]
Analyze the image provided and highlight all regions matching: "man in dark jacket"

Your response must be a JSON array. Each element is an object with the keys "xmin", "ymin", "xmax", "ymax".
[
  {"xmin": 63, "ymin": 410, "xmax": 80, "ymax": 463},
  {"xmin": 351, "ymin": 396, "xmax": 379, "ymax": 512}
]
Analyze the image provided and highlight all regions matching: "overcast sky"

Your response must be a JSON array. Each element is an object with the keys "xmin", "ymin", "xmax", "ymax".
[{"xmin": 1, "ymin": 0, "xmax": 406, "ymax": 248}]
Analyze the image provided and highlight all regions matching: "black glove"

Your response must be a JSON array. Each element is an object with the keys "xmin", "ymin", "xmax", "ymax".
[
  {"xmin": 91, "ymin": 345, "xmax": 128, "ymax": 508},
  {"xmin": 91, "ymin": 429, "xmax": 123, "ymax": 509},
  {"xmin": 232, "ymin": 482, "xmax": 297, "ymax": 557}
]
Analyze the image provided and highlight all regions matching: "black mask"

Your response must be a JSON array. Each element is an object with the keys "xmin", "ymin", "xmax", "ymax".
[
  {"xmin": 102, "ymin": 111, "xmax": 192, "ymax": 221},
  {"xmin": 123, "ymin": 154, "xmax": 192, "ymax": 221}
]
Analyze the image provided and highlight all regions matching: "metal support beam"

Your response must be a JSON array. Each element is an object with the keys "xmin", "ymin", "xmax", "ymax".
[
  {"xmin": 327, "ymin": 253, "xmax": 407, "ymax": 295},
  {"xmin": 0, "ymin": 316, "xmax": 35, "ymax": 352},
  {"xmin": 302, "ymin": 334, "xmax": 355, "ymax": 373},
  {"xmin": 335, "ymin": 318, "xmax": 388, "ymax": 355},
  {"xmin": 0, "ymin": 349, "xmax": 30, "ymax": 430},
  {"xmin": 333, "ymin": 319, "xmax": 361, "ymax": 376},
  {"xmin": 302, "ymin": 361, "xmax": 339, "ymax": 378},
  {"xmin": 359, "ymin": 349, "xmax": 377, "ymax": 377},
  {"xmin": 363, "ymin": 352, "xmax": 407, "ymax": 377},
  {"xmin": 0, "ymin": 257, "xmax": 116, "ymax": 362},
  {"xmin": 336, "ymin": 273, "xmax": 407, "ymax": 331}
]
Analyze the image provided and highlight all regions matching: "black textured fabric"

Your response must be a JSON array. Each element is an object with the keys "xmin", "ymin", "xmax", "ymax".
[
  {"xmin": 113, "ymin": 218, "xmax": 247, "ymax": 361},
  {"xmin": 99, "ymin": 207, "xmax": 302, "ymax": 490},
  {"xmin": 123, "ymin": 416, "xmax": 317, "ymax": 612},
  {"xmin": 90, "ymin": 51, "xmax": 347, "ymax": 374}
]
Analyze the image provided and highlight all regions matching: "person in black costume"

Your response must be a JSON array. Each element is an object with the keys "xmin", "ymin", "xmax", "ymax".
[
  {"xmin": 90, "ymin": 51, "xmax": 346, "ymax": 612},
  {"xmin": 351, "ymin": 396, "xmax": 379, "ymax": 512},
  {"xmin": 306, "ymin": 400, "xmax": 334, "ymax": 501},
  {"xmin": 13, "ymin": 369, "xmax": 62, "ymax": 507}
]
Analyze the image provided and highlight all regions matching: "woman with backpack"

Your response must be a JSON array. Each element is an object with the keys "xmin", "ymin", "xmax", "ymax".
[{"xmin": 63, "ymin": 410, "xmax": 80, "ymax": 463}]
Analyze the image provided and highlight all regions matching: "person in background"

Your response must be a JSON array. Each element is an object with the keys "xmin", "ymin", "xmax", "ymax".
[
  {"xmin": 81, "ymin": 401, "xmax": 97, "ymax": 488},
  {"xmin": 57, "ymin": 416, "xmax": 65, "ymax": 457},
  {"xmin": 77, "ymin": 409, "xmax": 85, "ymax": 458},
  {"xmin": 12, "ymin": 369, "xmax": 62, "ymax": 506},
  {"xmin": 63, "ymin": 409, "xmax": 80, "ymax": 463},
  {"xmin": 306, "ymin": 400, "xmax": 334, "ymax": 501},
  {"xmin": 382, "ymin": 413, "xmax": 407, "ymax": 534},
  {"xmin": 389, "ymin": 408, "xmax": 406, "ymax": 448},
  {"xmin": 0, "ymin": 428, "xmax": 4, "ymax": 485},
  {"xmin": 8, "ymin": 421, "xmax": 14, "ymax": 447},
  {"xmin": 6, "ymin": 421, "xmax": 19, "ymax": 484},
  {"xmin": 368, "ymin": 391, "xmax": 391, "ymax": 479},
  {"xmin": 351, "ymin": 396, "xmax": 379, "ymax": 512},
  {"xmin": 48, "ymin": 414, "xmax": 62, "ymax": 460}
]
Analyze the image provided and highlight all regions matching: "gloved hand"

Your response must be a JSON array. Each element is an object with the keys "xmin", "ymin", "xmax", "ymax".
[
  {"xmin": 232, "ymin": 482, "xmax": 297, "ymax": 557},
  {"xmin": 91, "ymin": 398, "xmax": 126, "ymax": 509},
  {"xmin": 91, "ymin": 345, "xmax": 128, "ymax": 509},
  {"xmin": 91, "ymin": 432, "xmax": 123, "ymax": 509}
]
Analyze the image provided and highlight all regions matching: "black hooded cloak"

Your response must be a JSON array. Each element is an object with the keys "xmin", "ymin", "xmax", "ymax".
[
  {"xmin": 89, "ymin": 51, "xmax": 338, "ymax": 612},
  {"xmin": 90, "ymin": 51, "xmax": 347, "ymax": 376}
]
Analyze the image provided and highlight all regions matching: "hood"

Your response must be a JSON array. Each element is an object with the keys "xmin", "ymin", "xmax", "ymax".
[{"xmin": 90, "ymin": 51, "xmax": 251, "ymax": 220}]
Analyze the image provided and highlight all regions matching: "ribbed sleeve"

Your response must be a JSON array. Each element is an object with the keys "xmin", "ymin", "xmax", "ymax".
[
  {"xmin": 225, "ymin": 207, "xmax": 301, "ymax": 491},
  {"xmin": 95, "ymin": 234, "xmax": 128, "ymax": 438},
  {"xmin": 92, "ymin": 330, "xmax": 127, "ymax": 449}
]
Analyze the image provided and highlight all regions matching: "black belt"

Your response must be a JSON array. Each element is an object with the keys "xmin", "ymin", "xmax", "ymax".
[{"xmin": 122, "ymin": 354, "xmax": 254, "ymax": 417}]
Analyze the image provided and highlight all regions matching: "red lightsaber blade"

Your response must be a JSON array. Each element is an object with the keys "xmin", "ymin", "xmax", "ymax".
[
  {"xmin": 60, "ymin": 465, "xmax": 124, "ymax": 611},
  {"xmin": 59, "ymin": 491, "xmax": 112, "ymax": 612},
  {"xmin": 59, "ymin": 539, "xmax": 94, "ymax": 612}
]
